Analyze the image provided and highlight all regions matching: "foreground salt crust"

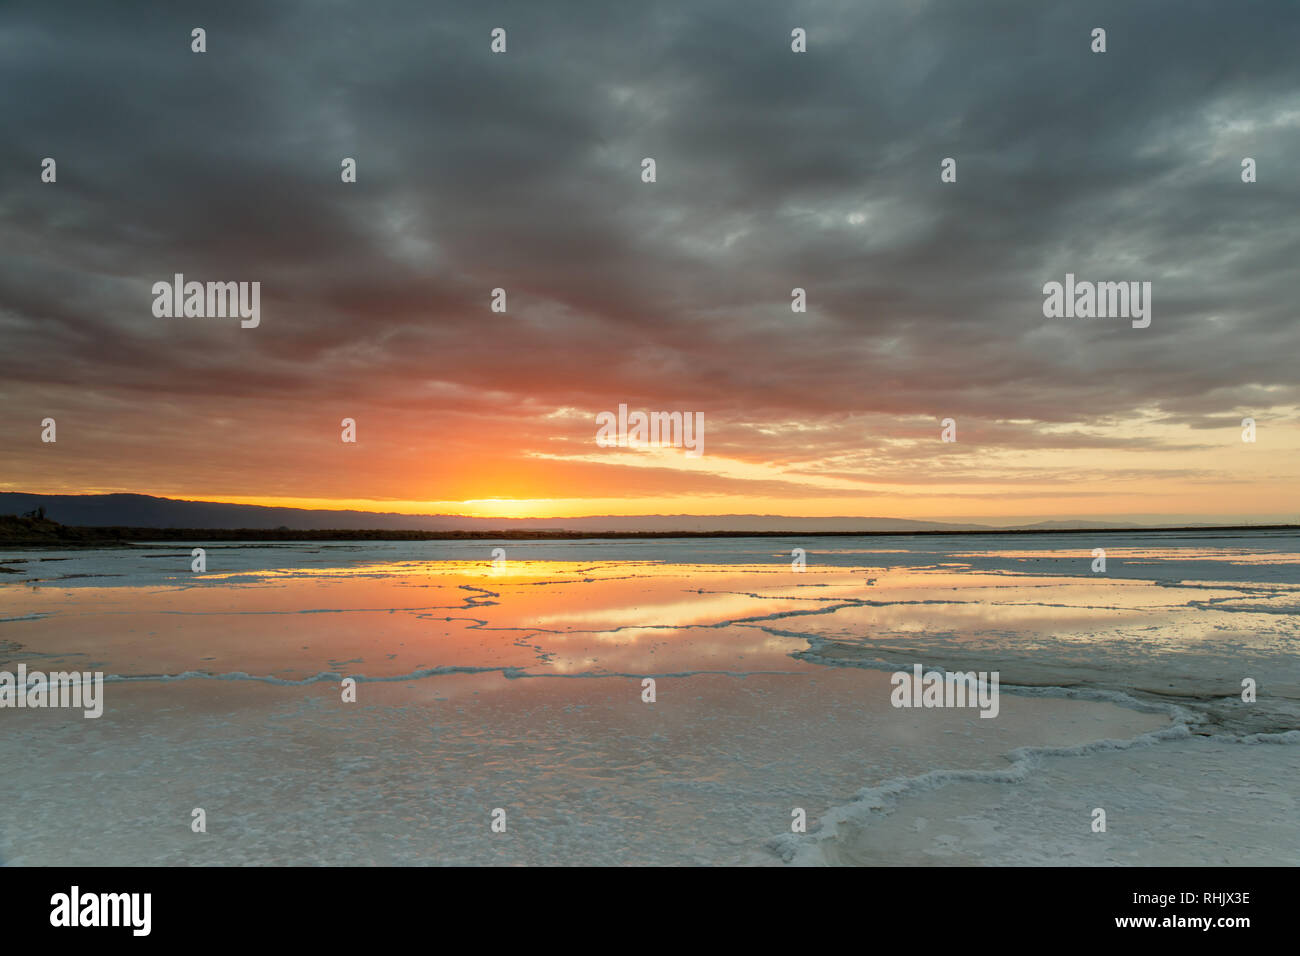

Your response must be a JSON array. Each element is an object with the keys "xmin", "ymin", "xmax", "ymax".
[{"xmin": 0, "ymin": 534, "xmax": 1296, "ymax": 865}]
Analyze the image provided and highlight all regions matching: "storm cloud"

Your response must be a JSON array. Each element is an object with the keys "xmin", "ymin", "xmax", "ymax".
[{"xmin": 2, "ymin": 0, "xmax": 1297, "ymax": 517}]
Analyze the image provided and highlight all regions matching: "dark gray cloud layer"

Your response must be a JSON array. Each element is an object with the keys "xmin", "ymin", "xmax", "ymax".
[{"xmin": 2, "ymin": 0, "xmax": 1298, "ymax": 458}]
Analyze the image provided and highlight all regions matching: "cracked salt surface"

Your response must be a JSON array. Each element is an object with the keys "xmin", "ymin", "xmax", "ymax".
[{"xmin": 0, "ymin": 533, "xmax": 1296, "ymax": 864}]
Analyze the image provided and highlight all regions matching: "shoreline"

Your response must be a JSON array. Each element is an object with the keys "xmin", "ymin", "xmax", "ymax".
[{"xmin": 3, "ymin": 521, "xmax": 1300, "ymax": 548}]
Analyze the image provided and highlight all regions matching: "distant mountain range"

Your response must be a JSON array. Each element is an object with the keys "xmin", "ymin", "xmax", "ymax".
[
  {"xmin": 0, "ymin": 493, "xmax": 1165, "ymax": 534},
  {"xmin": 0, "ymin": 493, "xmax": 987, "ymax": 533}
]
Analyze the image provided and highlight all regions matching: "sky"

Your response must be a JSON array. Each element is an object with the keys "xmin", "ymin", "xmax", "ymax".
[{"xmin": 2, "ymin": 0, "xmax": 1299, "ymax": 524}]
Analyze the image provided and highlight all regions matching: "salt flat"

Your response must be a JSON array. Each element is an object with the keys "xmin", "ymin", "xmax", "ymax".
[{"xmin": 1, "ymin": 532, "xmax": 1296, "ymax": 865}]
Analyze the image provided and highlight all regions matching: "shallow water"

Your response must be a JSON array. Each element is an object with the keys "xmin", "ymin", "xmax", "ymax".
[{"xmin": 1, "ymin": 533, "xmax": 1297, "ymax": 865}]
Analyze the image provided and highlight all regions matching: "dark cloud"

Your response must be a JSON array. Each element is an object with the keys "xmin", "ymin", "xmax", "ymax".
[{"xmin": 1, "ymin": 0, "xmax": 1297, "ymax": 503}]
